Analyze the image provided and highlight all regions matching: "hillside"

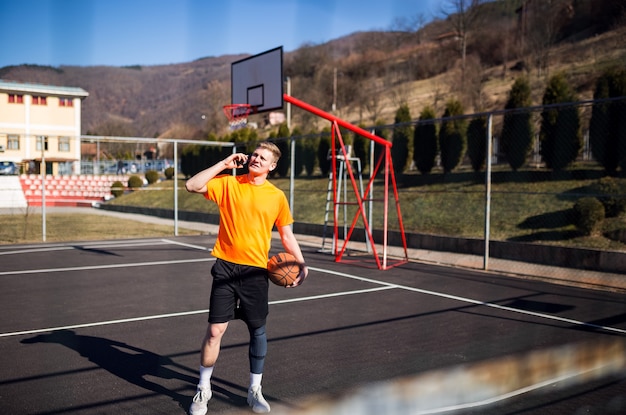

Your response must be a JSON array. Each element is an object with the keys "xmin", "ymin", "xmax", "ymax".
[
  {"xmin": 0, "ymin": 0, "xmax": 624, "ymax": 140},
  {"xmin": 0, "ymin": 55, "xmax": 244, "ymax": 138}
]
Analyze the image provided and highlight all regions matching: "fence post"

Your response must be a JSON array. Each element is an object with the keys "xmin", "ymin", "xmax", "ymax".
[
  {"xmin": 484, "ymin": 114, "xmax": 493, "ymax": 270},
  {"xmin": 174, "ymin": 140, "xmax": 179, "ymax": 236},
  {"xmin": 290, "ymin": 136, "xmax": 295, "ymax": 222}
]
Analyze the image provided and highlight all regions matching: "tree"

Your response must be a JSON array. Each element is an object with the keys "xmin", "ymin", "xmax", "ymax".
[
  {"xmin": 372, "ymin": 121, "xmax": 390, "ymax": 174},
  {"xmin": 590, "ymin": 68, "xmax": 626, "ymax": 174},
  {"xmin": 292, "ymin": 127, "xmax": 305, "ymax": 177},
  {"xmin": 363, "ymin": 86, "xmax": 385, "ymax": 126},
  {"xmin": 202, "ymin": 80, "xmax": 228, "ymax": 134},
  {"xmin": 390, "ymin": 12, "xmax": 428, "ymax": 46},
  {"xmin": 413, "ymin": 106, "xmax": 438, "ymax": 175},
  {"xmin": 269, "ymin": 123, "xmax": 290, "ymax": 178},
  {"xmin": 522, "ymin": 0, "xmax": 571, "ymax": 76},
  {"xmin": 317, "ymin": 129, "xmax": 332, "ymax": 177},
  {"xmin": 228, "ymin": 125, "xmax": 258, "ymax": 146},
  {"xmin": 440, "ymin": 0, "xmax": 484, "ymax": 89},
  {"xmin": 501, "ymin": 77, "xmax": 534, "ymax": 171},
  {"xmin": 439, "ymin": 99, "xmax": 467, "ymax": 173},
  {"xmin": 180, "ymin": 134, "xmax": 229, "ymax": 179},
  {"xmin": 539, "ymin": 73, "xmax": 582, "ymax": 171},
  {"xmin": 391, "ymin": 104, "xmax": 413, "ymax": 175},
  {"xmin": 352, "ymin": 127, "xmax": 369, "ymax": 174},
  {"xmin": 302, "ymin": 131, "xmax": 319, "ymax": 176},
  {"xmin": 467, "ymin": 116, "xmax": 487, "ymax": 172}
]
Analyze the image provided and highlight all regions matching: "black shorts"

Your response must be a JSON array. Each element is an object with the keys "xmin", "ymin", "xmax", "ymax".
[{"xmin": 208, "ymin": 258, "xmax": 269, "ymax": 329}]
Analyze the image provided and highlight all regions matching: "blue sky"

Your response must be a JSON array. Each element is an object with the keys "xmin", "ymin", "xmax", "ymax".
[{"xmin": 0, "ymin": 0, "xmax": 440, "ymax": 68}]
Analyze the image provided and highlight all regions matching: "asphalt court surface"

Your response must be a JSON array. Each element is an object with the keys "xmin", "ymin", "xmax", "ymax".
[{"xmin": 1, "ymin": 235, "xmax": 625, "ymax": 414}]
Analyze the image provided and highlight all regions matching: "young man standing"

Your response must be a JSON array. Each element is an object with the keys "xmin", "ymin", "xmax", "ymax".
[{"xmin": 185, "ymin": 141, "xmax": 308, "ymax": 414}]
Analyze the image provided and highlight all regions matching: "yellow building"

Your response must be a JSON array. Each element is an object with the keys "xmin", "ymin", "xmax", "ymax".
[{"xmin": 0, "ymin": 79, "xmax": 89, "ymax": 175}]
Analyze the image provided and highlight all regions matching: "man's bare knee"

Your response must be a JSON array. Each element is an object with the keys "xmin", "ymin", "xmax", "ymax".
[{"xmin": 205, "ymin": 322, "xmax": 228, "ymax": 343}]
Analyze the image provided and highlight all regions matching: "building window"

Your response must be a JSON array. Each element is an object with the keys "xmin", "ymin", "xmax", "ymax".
[
  {"xmin": 8, "ymin": 94, "xmax": 24, "ymax": 104},
  {"xmin": 8, "ymin": 135, "xmax": 20, "ymax": 150},
  {"xmin": 36, "ymin": 136, "xmax": 48, "ymax": 151},
  {"xmin": 58, "ymin": 136, "xmax": 70, "ymax": 152},
  {"xmin": 32, "ymin": 95, "xmax": 47, "ymax": 105},
  {"xmin": 59, "ymin": 97, "xmax": 74, "ymax": 107}
]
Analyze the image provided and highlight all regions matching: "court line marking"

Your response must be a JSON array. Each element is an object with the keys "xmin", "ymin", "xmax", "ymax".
[
  {"xmin": 271, "ymin": 286, "xmax": 395, "ymax": 305},
  {"xmin": 1, "ymin": 263, "xmax": 623, "ymax": 338},
  {"xmin": 0, "ymin": 246, "xmax": 73, "ymax": 256},
  {"xmin": 0, "ymin": 286, "xmax": 394, "ymax": 338},
  {"xmin": 0, "ymin": 310, "xmax": 211, "ymax": 338},
  {"xmin": 0, "ymin": 239, "xmax": 172, "ymax": 256},
  {"xmin": 408, "ymin": 359, "xmax": 621, "ymax": 414},
  {"xmin": 316, "ymin": 267, "xmax": 626, "ymax": 335},
  {"xmin": 0, "ymin": 257, "xmax": 214, "ymax": 276},
  {"xmin": 161, "ymin": 238, "xmax": 210, "ymax": 251}
]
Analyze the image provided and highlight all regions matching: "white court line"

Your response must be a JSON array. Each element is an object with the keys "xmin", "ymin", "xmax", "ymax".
[
  {"xmin": 315, "ymin": 267, "xmax": 626, "ymax": 335},
  {"xmin": 0, "ymin": 309, "xmax": 210, "ymax": 338},
  {"xmin": 161, "ymin": 238, "xmax": 210, "ymax": 251},
  {"xmin": 0, "ymin": 239, "xmax": 171, "ymax": 256},
  {"xmin": 271, "ymin": 286, "xmax": 395, "ymax": 304},
  {"xmin": 1, "ymin": 263, "xmax": 623, "ymax": 338},
  {"xmin": 79, "ymin": 240, "xmax": 172, "ymax": 249},
  {"xmin": 414, "ymin": 361, "xmax": 620, "ymax": 414},
  {"xmin": 0, "ymin": 257, "xmax": 214, "ymax": 276},
  {"xmin": 0, "ymin": 245, "xmax": 73, "ymax": 256},
  {"xmin": 0, "ymin": 286, "xmax": 394, "ymax": 338}
]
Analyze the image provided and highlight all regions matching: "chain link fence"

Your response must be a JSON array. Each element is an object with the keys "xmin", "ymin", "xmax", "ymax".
[{"xmin": 2, "ymin": 98, "xmax": 625, "ymax": 278}]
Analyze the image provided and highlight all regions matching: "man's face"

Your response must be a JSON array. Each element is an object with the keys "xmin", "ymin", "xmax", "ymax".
[{"xmin": 248, "ymin": 148, "xmax": 276, "ymax": 174}]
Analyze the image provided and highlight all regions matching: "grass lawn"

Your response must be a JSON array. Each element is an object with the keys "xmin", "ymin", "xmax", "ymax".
[
  {"xmin": 3, "ymin": 166, "xmax": 623, "ymax": 250},
  {"xmin": 104, "ymin": 166, "xmax": 626, "ymax": 252},
  {"xmin": 0, "ymin": 212, "xmax": 201, "ymax": 245}
]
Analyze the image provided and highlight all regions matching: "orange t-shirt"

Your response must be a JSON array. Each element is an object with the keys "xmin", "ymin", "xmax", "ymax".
[{"xmin": 205, "ymin": 174, "xmax": 293, "ymax": 268}]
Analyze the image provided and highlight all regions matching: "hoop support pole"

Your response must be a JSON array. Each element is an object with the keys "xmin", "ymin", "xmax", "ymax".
[{"xmin": 283, "ymin": 94, "xmax": 391, "ymax": 148}]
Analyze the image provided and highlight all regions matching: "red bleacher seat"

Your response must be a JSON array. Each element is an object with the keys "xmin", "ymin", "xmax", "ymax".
[{"xmin": 20, "ymin": 174, "xmax": 120, "ymax": 207}]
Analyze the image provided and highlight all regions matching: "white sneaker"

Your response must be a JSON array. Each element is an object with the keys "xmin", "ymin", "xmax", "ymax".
[
  {"xmin": 247, "ymin": 385, "xmax": 271, "ymax": 413},
  {"xmin": 189, "ymin": 385, "xmax": 212, "ymax": 415}
]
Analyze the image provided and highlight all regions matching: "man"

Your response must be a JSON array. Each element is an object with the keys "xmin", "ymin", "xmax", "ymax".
[{"xmin": 185, "ymin": 141, "xmax": 308, "ymax": 414}]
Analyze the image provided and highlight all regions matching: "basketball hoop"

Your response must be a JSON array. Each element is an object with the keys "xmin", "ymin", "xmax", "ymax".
[{"xmin": 223, "ymin": 104, "xmax": 252, "ymax": 130}]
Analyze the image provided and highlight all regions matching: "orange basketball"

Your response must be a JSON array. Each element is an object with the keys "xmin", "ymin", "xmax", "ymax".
[{"xmin": 267, "ymin": 252, "xmax": 300, "ymax": 286}]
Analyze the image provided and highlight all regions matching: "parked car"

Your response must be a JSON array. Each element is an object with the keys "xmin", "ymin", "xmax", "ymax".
[{"xmin": 0, "ymin": 161, "xmax": 18, "ymax": 175}]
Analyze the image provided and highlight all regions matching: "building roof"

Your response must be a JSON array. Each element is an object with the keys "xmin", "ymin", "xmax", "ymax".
[{"xmin": 0, "ymin": 79, "xmax": 89, "ymax": 98}]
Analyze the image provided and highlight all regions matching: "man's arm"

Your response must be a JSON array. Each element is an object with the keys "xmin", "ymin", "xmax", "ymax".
[
  {"xmin": 185, "ymin": 153, "xmax": 248, "ymax": 194},
  {"xmin": 277, "ymin": 224, "xmax": 309, "ymax": 287}
]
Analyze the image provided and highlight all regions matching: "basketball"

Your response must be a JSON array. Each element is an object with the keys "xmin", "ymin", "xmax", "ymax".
[{"xmin": 267, "ymin": 252, "xmax": 301, "ymax": 286}]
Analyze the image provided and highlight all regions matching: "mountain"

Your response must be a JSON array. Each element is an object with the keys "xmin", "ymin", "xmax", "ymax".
[{"xmin": 0, "ymin": 54, "xmax": 245, "ymax": 138}]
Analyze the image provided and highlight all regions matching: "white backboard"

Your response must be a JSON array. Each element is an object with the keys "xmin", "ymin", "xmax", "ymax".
[{"xmin": 231, "ymin": 46, "xmax": 284, "ymax": 113}]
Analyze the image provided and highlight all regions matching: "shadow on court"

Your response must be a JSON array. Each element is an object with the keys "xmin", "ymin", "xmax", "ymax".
[{"xmin": 21, "ymin": 330, "xmax": 197, "ymax": 410}]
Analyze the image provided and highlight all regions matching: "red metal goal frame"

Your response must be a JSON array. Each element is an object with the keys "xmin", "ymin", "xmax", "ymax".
[{"xmin": 284, "ymin": 94, "xmax": 408, "ymax": 270}]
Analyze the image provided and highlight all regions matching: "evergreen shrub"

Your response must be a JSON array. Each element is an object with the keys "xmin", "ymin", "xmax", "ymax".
[
  {"xmin": 110, "ymin": 181, "xmax": 125, "ymax": 198},
  {"xmin": 145, "ymin": 170, "xmax": 159, "ymax": 184},
  {"xmin": 573, "ymin": 197, "xmax": 605, "ymax": 236},
  {"xmin": 128, "ymin": 175, "xmax": 144, "ymax": 189},
  {"xmin": 590, "ymin": 177, "xmax": 626, "ymax": 217},
  {"xmin": 164, "ymin": 167, "xmax": 174, "ymax": 180}
]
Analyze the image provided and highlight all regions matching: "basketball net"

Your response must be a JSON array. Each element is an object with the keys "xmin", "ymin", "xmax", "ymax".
[{"xmin": 223, "ymin": 104, "xmax": 251, "ymax": 130}]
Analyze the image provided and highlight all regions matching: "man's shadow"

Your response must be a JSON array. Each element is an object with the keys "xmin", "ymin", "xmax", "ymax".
[{"xmin": 21, "ymin": 330, "xmax": 199, "ymax": 411}]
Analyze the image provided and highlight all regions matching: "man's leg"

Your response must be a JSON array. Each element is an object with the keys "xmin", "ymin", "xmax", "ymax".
[
  {"xmin": 190, "ymin": 322, "xmax": 228, "ymax": 415},
  {"xmin": 202, "ymin": 322, "xmax": 229, "ymax": 367},
  {"xmin": 247, "ymin": 324, "xmax": 270, "ymax": 413},
  {"xmin": 248, "ymin": 324, "xmax": 267, "ymax": 382}
]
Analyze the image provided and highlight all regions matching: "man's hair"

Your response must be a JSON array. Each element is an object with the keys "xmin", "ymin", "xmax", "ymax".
[{"xmin": 257, "ymin": 141, "xmax": 281, "ymax": 162}]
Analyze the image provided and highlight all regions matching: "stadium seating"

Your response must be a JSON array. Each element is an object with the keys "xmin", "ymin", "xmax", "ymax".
[{"xmin": 19, "ymin": 174, "xmax": 128, "ymax": 207}]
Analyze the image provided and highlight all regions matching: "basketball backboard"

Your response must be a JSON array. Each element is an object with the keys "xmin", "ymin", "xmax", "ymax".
[{"xmin": 231, "ymin": 46, "xmax": 283, "ymax": 114}]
